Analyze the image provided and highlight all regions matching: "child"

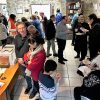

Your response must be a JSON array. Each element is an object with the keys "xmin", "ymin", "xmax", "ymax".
[{"xmin": 39, "ymin": 60, "xmax": 61, "ymax": 100}]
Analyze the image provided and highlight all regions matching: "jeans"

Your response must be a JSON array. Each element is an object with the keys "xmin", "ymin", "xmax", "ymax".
[{"xmin": 19, "ymin": 64, "xmax": 32, "ymax": 88}]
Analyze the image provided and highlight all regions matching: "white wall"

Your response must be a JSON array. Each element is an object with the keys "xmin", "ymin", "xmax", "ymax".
[
  {"xmin": 31, "ymin": 4, "xmax": 51, "ymax": 19},
  {"xmin": 0, "ymin": 0, "xmax": 7, "ymax": 4}
]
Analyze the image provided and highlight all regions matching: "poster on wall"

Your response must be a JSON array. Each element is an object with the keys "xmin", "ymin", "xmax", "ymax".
[{"xmin": 16, "ymin": 7, "xmax": 23, "ymax": 14}]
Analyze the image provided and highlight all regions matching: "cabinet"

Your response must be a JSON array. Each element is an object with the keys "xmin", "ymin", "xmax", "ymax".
[{"xmin": 66, "ymin": 2, "xmax": 81, "ymax": 19}]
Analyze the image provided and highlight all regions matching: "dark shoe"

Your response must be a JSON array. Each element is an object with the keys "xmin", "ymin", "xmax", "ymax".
[
  {"xmin": 46, "ymin": 54, "xmax": 52, "ymax": 57},
  {"xmin": 74, "ymin": 55, "xmax": 80, "ymax": 58},
  {"xmin": 77, "ymin": 70, "xmax": 84, "ymax": 77},
  {"xmin": 79, "ymin": 58, "xmax": 84, "ymax": 61},
  {"xmin": 24, "ymin": 87, "xmax": 32, "ymax": 94},
  {"xmin": 29, "ymin": 91, "xmax": 37, "ymax": 99},
  {"xmin": 53, "ymin": 53, "xmax": 58, "ymax": 57},
  {"xmin": 63, "ymin": 58, "xmax": 68, "ymax": 61},
  {"xmin": 58, "ymin": 60, "xmax": 65, "ymax": 64}
]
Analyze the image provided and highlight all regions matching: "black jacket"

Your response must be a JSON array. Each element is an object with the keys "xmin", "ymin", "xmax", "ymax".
[
  {"xmin": 88, "ymin": 23, "xmax": 100, "ymax": 59},
  {"xmin": 45, "ymin": 19, "xmax": 56, "ymax": 40},
  {"xmin": 14, "ymin": 34, "xmax": 29, "ymax": 58}
]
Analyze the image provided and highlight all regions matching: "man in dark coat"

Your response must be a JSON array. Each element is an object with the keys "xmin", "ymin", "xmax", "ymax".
[{"xmin": 45, "ymin": 15, "xmax": 57, "ymax": 57}]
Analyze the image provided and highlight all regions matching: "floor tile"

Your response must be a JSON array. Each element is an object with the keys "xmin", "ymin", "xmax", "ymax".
[
  {"xmin": 69, "ymin": 78, "xmax": 82, "ymax": 87},
  {"xmin": 57, "ymin": 70, "xmax": 68, "ymax": 78},
  {"xmin": 57, "ymin": 87, "xmax": 71, "ymax": 97},
  {"xmin": 13, "ymin": 96, "xmax": 28, "ymax": 100},
  {"xmin": 57, "ymin": 97, "xmax": 72, "ymax": 100},
  {"xmin": 59, "ymin": 78, "xmax": 69, "ymax": 87}
]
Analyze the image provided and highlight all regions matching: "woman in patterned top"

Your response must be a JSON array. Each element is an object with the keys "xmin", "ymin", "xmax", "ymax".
[{"xmin": 74, "ymin": 70, "xmax": 100, "ymax": 100}]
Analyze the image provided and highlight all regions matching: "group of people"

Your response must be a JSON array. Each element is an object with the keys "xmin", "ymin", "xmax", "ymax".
[
  {"xmin": 71, "ymin": 9, "xmax": 100, "ymax": 100},
  {"xmin": 0, "ymin": 8, "xmax": 100, "ymax": 100},
  {"xmin": 71, "ymin": 9, "xmax": 100, "ymax": 61},
  {"xmin": 13, "ymin": 22, "xmax": 61, "ymax": 100}
]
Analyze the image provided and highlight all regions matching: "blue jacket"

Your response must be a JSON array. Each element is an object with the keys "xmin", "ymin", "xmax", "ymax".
[{"xmin": 56, "ymin": 12, "xmax": 62, "ymax": 25}]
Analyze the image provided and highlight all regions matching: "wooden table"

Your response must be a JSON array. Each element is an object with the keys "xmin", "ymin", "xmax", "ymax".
[{"xmin": 0, "ymin": 63, "xmax": 19, "ymax": 100}]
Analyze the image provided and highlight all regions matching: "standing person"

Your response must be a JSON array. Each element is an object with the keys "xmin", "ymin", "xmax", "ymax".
[
  {"xmin": 14, "ymin": 22, "xmax": 32, "ymax": 99},
  {"xmin": 39, "ymin": 60, "xmax": 61, "ymax": 100},
  {"xmin": 14, "ymin": 22, "xmax": 29, "ymax": 74},
  {"xmin": 0, "ymin": 12, "xmax": 8, "ymax": 28},
  {"xmin": 45, "ymin": 15, "xmax": 58, "ymax": 57},
  {"xmin": 74, "ymin": 14, "xmax": 90, "ymax": 61},
  {"xmin": 31, "ymin": 15, "xmax": 44, "ymax": 38},
  {"xmin": 8, "ymin": 14, "xmax": 17, "ymax": 38},
  {"xmin": 27, "ymin": 25, "xmax": 41, "ymax": 38},
  {"xmin": 88, "ymin": 14, "xmax": 100, "ymax": 60},
  {"xmin": 14, "ymin": 22, "xmax": 29, "ymax": 58},
  {"xmin": 71, "ymin": 8, "xmax": 82, "ymax": 45},
  {"xmin": 21, "ymin": 17, "xmax": 31, "ymax": 28},
  {"xmin": 23, "ymin": 37, "xmax": 46, "ymax": 99},
  {"xmin": 0, "ymin": 18, "xmax": 7, "ymax": 47},
  {"xmin": 55, "ymin": 9, "xmax": 62, "ymax": 25},
  {"xmin": 56, "ymin": 16, "xmax": 69, "ymax": 64},
  {"xmin": 42, "ymin": 16, "xmax": 48, "ymax": 38}
]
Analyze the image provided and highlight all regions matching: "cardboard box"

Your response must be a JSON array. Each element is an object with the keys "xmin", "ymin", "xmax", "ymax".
[{"xmin": 0, "ymin": 45, "xmax": 16, "ymax": 68}]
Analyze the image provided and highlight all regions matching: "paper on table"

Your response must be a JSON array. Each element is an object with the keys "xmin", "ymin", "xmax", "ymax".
[
  {"xmin": 0, "ymin": 82, "xmax": 5, "ymax": 87},
  {"xmin": 0, "ymin": 68, "xmax": 6, "ymax": 74}
]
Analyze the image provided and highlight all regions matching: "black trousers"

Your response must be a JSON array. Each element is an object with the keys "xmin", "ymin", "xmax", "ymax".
[
  {"xmin": 89, "ymin": 45, "xmax": 98, "ymax": 60},
  {"xmin": 57, "ymin": 38, "xmax": 66, "ymax": 61},
  {"xmin": 33, "ymin": 80, "xmax": 39, "ymax": 92},
  {"xmin": 74, "ymin": 87, "xmax": 100, "ymax": 100},
  {"xmin": 72, "ymin": 28, "xmax": 76, "ymax": 45}
]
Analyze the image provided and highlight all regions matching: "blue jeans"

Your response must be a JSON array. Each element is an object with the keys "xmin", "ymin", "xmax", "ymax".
[{"xmin": 20, "ymin": 64, "xmax": 32, "ymax": 88}]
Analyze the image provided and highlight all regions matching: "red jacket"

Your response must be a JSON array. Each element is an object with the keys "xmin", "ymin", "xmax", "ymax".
[
  {"xmin": 8, "ymin": 18, "xmax": 17, "ymax": 37},
  {"xmin": 24, "ymin": 49, "xmax": 46, "ymax": 81}
]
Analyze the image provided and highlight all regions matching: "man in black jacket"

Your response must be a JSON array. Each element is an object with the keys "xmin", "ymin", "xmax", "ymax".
[
  {"xmin": 14, "ymin": 22, "xmax": 33, "ymax": 95},
  {"xmin": 45, "ymin": 15, "xmax": 57, "ymax": 57}
]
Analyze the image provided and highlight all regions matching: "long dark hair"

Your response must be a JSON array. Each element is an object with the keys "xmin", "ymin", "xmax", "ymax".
[{"xmin": 88, "ymin": 13, "xmax": 98, "ymax": 27}]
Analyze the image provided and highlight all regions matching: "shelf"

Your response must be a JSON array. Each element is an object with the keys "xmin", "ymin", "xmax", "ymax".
[
  {"xmin": 68, "ymin": 8, "xmax": 78, "ymax": 10},
  {"xmin": 68, "ymin": 13, "xmax": 74, "ymax": 15}
]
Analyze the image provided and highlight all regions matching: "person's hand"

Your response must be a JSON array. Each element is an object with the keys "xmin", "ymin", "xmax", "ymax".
[
  {"xmin": 18, "ymin": 58, "xmax": 24, "ymax": 64},
  {"xmin": 27, "ymin": 51, "xmax": 31, "ymax": 59},
  {"xmin": 80, "ymin": 27, "xmax": 89, "ymax": 33},
  {"xmin": 55, "ymin": 72, "xmax": 61, "ymax": 82}
]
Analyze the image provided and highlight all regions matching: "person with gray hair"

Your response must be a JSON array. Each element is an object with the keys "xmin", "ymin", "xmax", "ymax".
[{"xmin": 27, "ymin": 25, "xmax": 41, "ymax": 38}]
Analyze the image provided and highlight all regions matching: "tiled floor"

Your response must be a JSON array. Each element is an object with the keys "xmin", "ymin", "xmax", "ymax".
[{"xmin": 13, "ymin": 40, "xmax": 83, "ymax": 100}]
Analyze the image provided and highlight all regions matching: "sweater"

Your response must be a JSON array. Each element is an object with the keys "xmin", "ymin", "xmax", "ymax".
[
  {"xmin": 39, "ymin": 72, "xmax": 59, "ymax": 100},
  {"xmin": 56, "ymin": 21, "xmax": 68, "ymax": 40}
]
